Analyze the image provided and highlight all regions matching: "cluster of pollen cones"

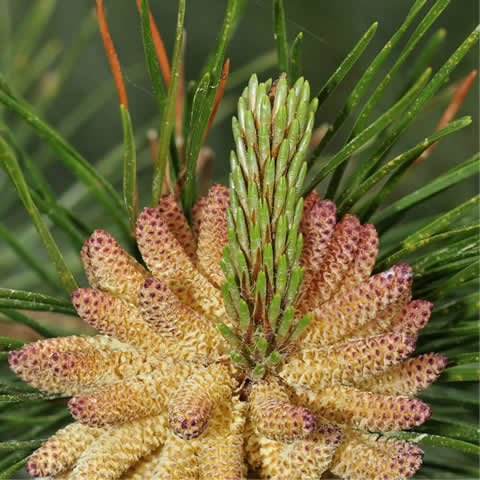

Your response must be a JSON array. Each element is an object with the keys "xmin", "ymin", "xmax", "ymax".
[{"xmin": 9, "ymin": 186, "xmax": 447, "ymax": 479}]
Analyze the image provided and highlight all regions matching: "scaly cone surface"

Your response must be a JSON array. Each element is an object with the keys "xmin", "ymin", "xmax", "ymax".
[{"xmin": 8, "ymin": 75, "xmax": 447, "ymax": 480}]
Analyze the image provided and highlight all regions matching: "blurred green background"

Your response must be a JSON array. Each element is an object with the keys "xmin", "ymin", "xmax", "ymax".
[{"xmin": 1, "ymin": 0, "xmax": 479, "ymax": 290}]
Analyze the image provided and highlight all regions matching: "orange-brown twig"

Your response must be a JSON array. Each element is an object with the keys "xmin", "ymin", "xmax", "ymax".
[
  {"xmin": 136, "ymin": 0, "xmax": 171, "ymax": 86},
  {"xmin": 413, "ymin": 69, "xmax": 477, "ymax": 167},
  {"xmin": 203, "ymin": 58, "xmax": 230, "ymax": 143},
  {"xmin": 97, "ymin": 0, "xmax": 128, "ymax": 108}
]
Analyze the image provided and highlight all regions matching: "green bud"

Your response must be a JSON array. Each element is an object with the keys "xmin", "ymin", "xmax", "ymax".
[
  {"xmin": 263, "ymin": 243, "xmax": 274, "ymax": 285},
  {"xmin": 292, "ymin": 77, "xmax": 304, "ymax": 105},
  {"xmin": 249, "ymin": 223, "xmax": 262, "ymax": 261},
  {"xmin": 275, "ymin": 254, "xmax": 288, "ymax": 296},
  {"xmin": 255, "ymin": 335, "xmax": 268, "ymax": 356},
  {"xmin": 229, "ymin": 186, "xmax": 241, "ymax": 212},
  {"xmin": 295, "ymin": 162, "xmax": 308, "ymax": 198},
  {"xmin": 264, "ymin": 78, "xmax": 273, "ymax": 93},
  {"xmin": 272, "ymin": 76, "xmax": 288, "ymax": 120},
  {"xmin": 219, "ymin": 258, "xmax": 230, "ymax": 278},
  {"xmin": 294, "ymin": 113, "xmax": 313, "ymax": 159},
  {"xmin": 285, "ymin": 267, "xmax": 304, "ymax": 306},
  {"xmin": 238, "ymin": 298, "xmax": 251, "ymax": 333},
  {"xmin": 296, "ymin": 100, "xmax": 308, "ymax": 136},
  {"xmin": 218, "ymin": 323, "xmax": 242, "ymax": 346},
  {"xmin": 274, "ymin": 215, "xmax": 288, "ymax": 260},
  {"xmin": 232, "ymin": 116, "xmax": 242, "ymax": 144},
  {"xmin": 221, "ymin": 282, "xmax": 238, "ymax": 321},
  {"xmin": 277, "ymin": 306, "xmax": 294, "ymax": 338},
  {"xmin": 234, "ymin": 208, "xmax": 250, "ymax": 258},
  {"xmin": 303, "ymin": 111, "xmax": 315, "ymax": 141},
  {"xmin": 287, "ymin": 119, "xmax": 300, "ymax": 159},
  {"xmin": 248, "ymin": 74, "xmax": 259, "ymax": 112},
  {"xmin": 255, "ymin": 270, "xmax": 267, "ymax": 306},
  {"xmin": 226, "ymin": 273, "xmax": 242, "ymax": 308},
  {"xmin": 292, "ymin": 197, "xmax": 304, "ymax": 231},
  {"xmin": 247, "ymin": 182, "xmax": 259, "ymax": 217},
  {"xmin": 258, "ymin": 200, "xmax": 271, "ymax": 244},
  {"xmin": 227, "ymin": 226, "xmax": 239, "ymax": 254},
  {"xmin": 290, "ymin": 314, "xmax": 312, "ymax": 341},
  {"xmin": 237, "ymin": 96, "xmax": 247, "ymax": 133},
  {"xmin": 226, "ymin": 207, "xmax": 235, "ymax": 231},
  {"xmin": 232, "ymin": 167, "xmax": 248, "ymax": 212},
  {"xmin": 286, "ymin": 224, "xmax": 298, "ymax": 264},
  {"xmin": 252, "ymin": 363, "xmax": 266, "ymax": 377},
  {"xmin": 293, "ymin": 233, "xmax": 303, "ymax": 267},
  {"xmin": 247, "ymin": 146, "xmax": 260, "ymax": 183},
  {"xmin": 220, "ymin": 248, "xmax": 235, "ymax": 279},
  {"xmin": 233, "ymin": 124, "xmax": 248, "ymax": 173},
  {"xmin": 230, "ymin": 150, "xmax": 239, "ymax": 171},
  {"xmin": 259, "ymin": 93, "xmax": 272, "ymax": 132},
  {"xmin": 272, "ymin": 176, "xmax": 287, "ymax": 224},
  {"xmin": 272, "ymin": 105, "xmax": 287, "ymax": 156},
  {"xmin": 275, "ymin": 139, "xmax": 290, "ymax": 182},
  {"xmin": 267, "ymin": 293, "xmax": 282, "ymax": 329},
  {"xmin": 300, "ymin": 79, "xmax": 310, "ymax": 106},
  {"xmin": 287, "ymin": 152, "xmax": 305, "ymax": 190},
  {"xmin": 226, "ymin": 74, "xmax": 316, "ymax": 357},
  {"xmin": 285, "ymin": 187, "xmax": 296, "ymax": 228},
  {"xmin": 265, "ymin": 350, "xmax": 281, "ymax": 366},
  {"xmin": 263, "ymin": 157, "xmax": 275, "ymax": 208},
  {"xmin": 235, "ymin": 248, "xmax": 251, "ymax": 291},
  {"xmin": 231, "ymin": 351, "xmax": 249, "ymax": 366},
  {"xmin": 258, "ymin": 123, "xmax": 270, "ymax": 170},
  {"xmin": 255, "ymin": 83, "xmax": 267, "ymax": 120},
  {"xmin": 286, "ymin": 88, "xmax": 298, "ymax": 128},
  {"xmin": 245, "ymin": 110, "xmax": 257, "ymax": 148}
]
